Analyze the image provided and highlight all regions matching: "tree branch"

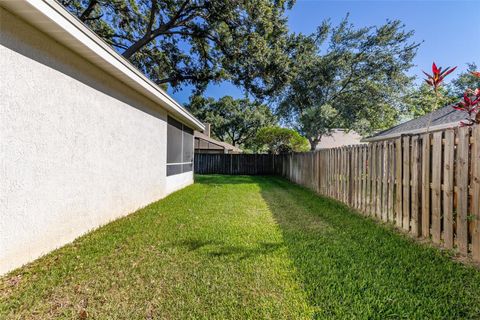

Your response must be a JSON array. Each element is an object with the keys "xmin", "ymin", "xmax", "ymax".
[
  {"xmin": 79, "ymin": 0, "xmax": 98, "ymax": 22},
  {"xmin": 83, "ymin": 14, "xmax": 103, "ymax": 22},
  {"xmin": 122, "ymin": 0, "xmax": 197, "ymax": 59},
  {"xmin": 145, "ymin": 0, "xmax": 158, "ymax": 36},
  {"xmin": 156, "ymin": 72, "xmax": 220, "ymax": 85}
]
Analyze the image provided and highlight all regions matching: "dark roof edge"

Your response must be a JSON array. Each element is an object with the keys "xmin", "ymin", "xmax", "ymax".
[
  {"xmin": 362, "ymin": 122, "xmax": 459, "ymax": 142},
  {"xmin": 194, "ymin": 131, "xmax": 242, "ymax": 151}
]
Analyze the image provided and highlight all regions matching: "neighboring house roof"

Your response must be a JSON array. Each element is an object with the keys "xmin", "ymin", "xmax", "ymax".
[
  {"xmin": 1, "ymin": 0, "xmax": 204, "ymax": 131},
  {"xmin": 316, "ymin": 129, "xmax": 365, "ymax": 149},
  {"xmin": 364, "ymin": 105, "xmax": 463, "ymax": 142},
  {"xmin": 194, "ymin": 131, "xmax": 242, "ymax": 153}
]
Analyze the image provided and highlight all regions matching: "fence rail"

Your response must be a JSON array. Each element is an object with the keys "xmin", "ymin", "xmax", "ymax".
[{"xmin": 194, "ymin": 125, "xmax": 480, "ymax": 262}]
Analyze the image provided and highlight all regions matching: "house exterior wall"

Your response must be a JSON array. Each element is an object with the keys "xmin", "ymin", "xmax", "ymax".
[{"xmin": 0, "ymin": 8, "xmax": 193, "ymax": 275}]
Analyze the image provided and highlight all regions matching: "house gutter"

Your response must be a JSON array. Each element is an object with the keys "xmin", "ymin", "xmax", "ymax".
[
  {"xmin": 0, "ymin": 0, "xmax": 205, "ymax": 132},
  {"xmin": 362, "ymin": 122, "xmax": 459, "ymax": 142}
]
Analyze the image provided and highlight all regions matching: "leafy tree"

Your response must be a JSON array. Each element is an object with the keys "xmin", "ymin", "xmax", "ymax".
[
  {"xmin": 187, "ymin": 96, "xmax": 276, "ymax": 148},
  {"xmin": 403, "ymin": 83, "xmax": 457, "ymax": 118},
  {"xmin": 449, "ymin": 63, "xmax": 480, "ymax": 97},
  {"xmin": 278, "ymin": 17, "xmax": 420, "ymax": 150},
  {"xmin": 254, "ymin": 126, "xmax": 310, "ymax": 154},
  {"xmin": 60, "ymin": 0, "xmax": 297, "ymax": 98}
]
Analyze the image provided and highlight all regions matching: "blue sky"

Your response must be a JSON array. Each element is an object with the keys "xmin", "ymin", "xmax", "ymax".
[{"xmin": 168, "ymin": 0, "xmax": 480, "ymax": 104}]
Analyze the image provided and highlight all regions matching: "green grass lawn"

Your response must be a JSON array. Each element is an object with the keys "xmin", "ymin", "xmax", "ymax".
[{"xmin": 1, "ymin": 175, "xmax": 480, "ymax": 319}]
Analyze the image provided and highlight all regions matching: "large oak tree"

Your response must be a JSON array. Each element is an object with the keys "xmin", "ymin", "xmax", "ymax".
[{"xmin": 60, "ymin": 0, "xmax": 297, "ymax": 98}]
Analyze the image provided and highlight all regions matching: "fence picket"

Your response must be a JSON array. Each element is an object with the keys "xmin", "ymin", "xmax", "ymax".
[
  {"xmin": 411, "ymin": 136, "xmax": 421, "ymax": 236},
  {"xmin": 388, "ymin": 143, "xmax": 395, "ymax": 222},
  {"xmin": 367, "ymin": 144, "xmax": 373, "ymax": 215},
  {"xmin": 372, "ymin": 143, "xmax": 378, "ymax": 217},
  {"xmin": 377, "ymin": 143, "xmax": 383, "ymax": 219},
  {"xmin": 421, "ymin": 133, "xmax": 431, "ymax": 238},
  {"xmin": 443, "ymin": 130, "xmax": 455, "ymax": 248},
  {"xmin": 395, "ymin": 138, "xmax": 403, "ymax": 227},
  {"xmin": 402, "ymin": 136, "xmax": 411, "ymax": 231},
  {"xmin": 456, "ymin": 127, "xmax": 469, "ymax": 254},
  {"xmin": 362, "ymin": 146, "xmax": 368, "ymax": 214},
  {"xmin": 472, "ymin": 126, "xmax": 480, "ymax": 261},
  {"xmin": 382, "ymin": 141, "xmax": 389, "ymax": 221},
  {"xmin": 431, "ymin": 132, "xmax": 442, "ymax": 244}
]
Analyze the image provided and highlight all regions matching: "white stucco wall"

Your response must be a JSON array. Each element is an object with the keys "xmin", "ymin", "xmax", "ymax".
[
  {"xmin": 0, "ymin": 8, "xmax": 193, "ymax": 275},
  {"xmin": 165, "ymin": 171, "xmax": 194, "ymax": 195}
]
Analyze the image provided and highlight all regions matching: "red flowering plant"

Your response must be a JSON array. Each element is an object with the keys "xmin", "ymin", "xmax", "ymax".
[
  {"xmin": 423, "ymin": 62, "xmax": 457, "ymax": 92},
  {"xmin": 422, "ymin": 62, "xmax": 457, "ymax": 131},
  {"xmin": 453, "ymin": 71, "xmax": 480, "ymax": 126}
]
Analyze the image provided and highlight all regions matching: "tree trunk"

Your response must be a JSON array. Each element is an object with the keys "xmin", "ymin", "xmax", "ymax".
[{"xmin": 309, "ymin": 137, "xmax": 320, "ymax": 151}]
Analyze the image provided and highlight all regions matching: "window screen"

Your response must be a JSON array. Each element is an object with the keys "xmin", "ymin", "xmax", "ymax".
[
  {"xmin": 183, "ymin": 127, "xmax": 193, "ymax": 163},
  {"xmin": 167, "ymin": 116, "xmax": 194, "ymax": 176}
]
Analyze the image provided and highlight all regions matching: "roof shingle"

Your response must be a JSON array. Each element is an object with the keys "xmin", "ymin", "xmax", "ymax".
[{"xmin": 365, "ymin": 104, "xmax": 463, "ymax": 141}]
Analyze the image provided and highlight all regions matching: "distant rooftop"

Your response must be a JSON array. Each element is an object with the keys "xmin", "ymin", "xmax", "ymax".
[
  {"xmin": 194, "ymin": 131, "xmax": 242, "ymax": 153},
  {"xmin": 316, "ymin": 129, "xmax": 364, "ymax": 149},
  {"xmin": 364, "ymin": 105, "xmax": 464, "ymax": 142}
]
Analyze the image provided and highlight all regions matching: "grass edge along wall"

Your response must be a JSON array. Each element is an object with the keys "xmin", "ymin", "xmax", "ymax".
[{"xmin": 277, "ymin": 125, "xmax": 480, "ymax": 263}]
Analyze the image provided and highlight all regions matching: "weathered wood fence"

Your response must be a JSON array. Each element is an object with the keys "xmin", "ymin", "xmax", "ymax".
[
  {"xmin": 194, "ymin": 153, "xmax": 276, "ymax": 175},
  {"xmin": 278, "ymin": 126, "xmax": 480, "ymax": 262},
  {"xmin": 194, "ymin": 126, "xmax": 480, "ymax": 262}
]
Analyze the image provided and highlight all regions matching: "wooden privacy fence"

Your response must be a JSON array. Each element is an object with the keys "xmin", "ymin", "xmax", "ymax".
[
  {"xmin": 194, "ymin": 153, "xmax": 276, "ymax": 175},
  {"xmin": 277, "ymin": 125, "xmax": 480, "ymax": 262}
]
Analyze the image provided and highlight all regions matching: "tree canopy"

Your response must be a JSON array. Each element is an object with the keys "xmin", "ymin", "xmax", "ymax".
[
  {"xmin": 254, "ymin": 126, "xmax": 310, "ymax": 154},
  {"xmin": 403, "ymin": 83, "xmax": 457, "ymax": 118},
  {"xmin": 449, "ymin": 63, "xmax": 480, "ymax": 97},
  {"xmin": 277, "ymin": 17, "xmax": 420, "ymax": 150},
  {"xmin": 60, "ymin": 0, "xmax": 297, "ymax": 98},
  {"xmin": 187, "ymin": 96, "xmax": 276, "ymax": 148}
]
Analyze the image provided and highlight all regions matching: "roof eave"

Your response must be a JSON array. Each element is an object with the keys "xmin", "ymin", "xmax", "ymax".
[{"xmin": 1, "ymin": 0, "xmax": 204, "ymax": 131}]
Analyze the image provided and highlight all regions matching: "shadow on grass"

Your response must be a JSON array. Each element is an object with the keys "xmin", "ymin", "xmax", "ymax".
[
  {"xmin": 162, "ymin": 238, "xmax": 283, "ymax": 261},
  {"xmin": 195, "ymin": 174, "xmax": 268, "ymax": 185},
  {"xmin": 207, "ymin": 242, "xmax": 282, "ymax": 260},
  {"xmin": 256, "ymin": 176, "xmax": 480, "ymax": 319}
]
